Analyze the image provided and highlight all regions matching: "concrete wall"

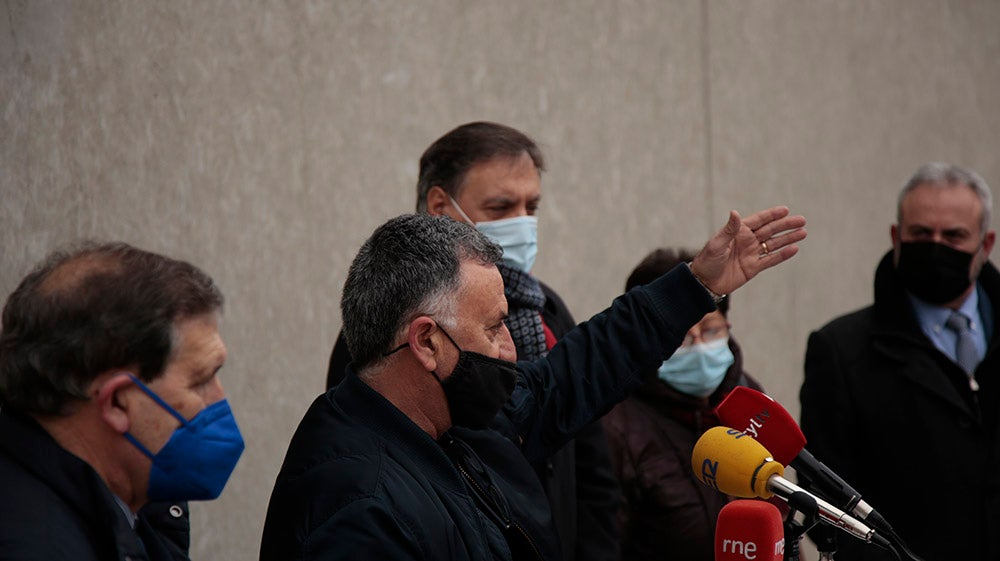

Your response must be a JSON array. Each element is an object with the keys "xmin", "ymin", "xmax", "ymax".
[{"xmin": 3, "ymin": 1, "xmax": 998, "ymax": 558}]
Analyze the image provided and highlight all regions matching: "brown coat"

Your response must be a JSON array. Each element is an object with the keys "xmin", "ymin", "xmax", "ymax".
[{"xmin": 602, "ymin": 338, "xmax": 762, "ymax": 561}]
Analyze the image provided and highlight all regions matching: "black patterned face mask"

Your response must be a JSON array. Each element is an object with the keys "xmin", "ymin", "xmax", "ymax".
[
  {"xmin": 432, "ymin": 326, "xmax": 518, "ymax": 429},
  {"xmin": 896, "ymin": 241, "xmax": 975, "ymax": 304}
]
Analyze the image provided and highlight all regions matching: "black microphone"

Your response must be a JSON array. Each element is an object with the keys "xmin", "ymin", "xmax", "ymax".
[{"xmin": 715, "ymin": 387, "xmax": 892, "ymax": 533}]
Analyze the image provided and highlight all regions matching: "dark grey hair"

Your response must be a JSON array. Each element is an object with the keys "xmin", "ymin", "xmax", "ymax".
[
  {"xmin": 341, "ymin": 214, "xmax": 502, "ymax": 370},
  {"xmin": 415, "ymin": 121, "xmax": 545, "ymax": 212},
  {"xmin": 0, "ymin": 241, "xmax": 223, "ymax": 415},
  {"xmin": 898, "ymin": 162, "xmax": 993, "ymax": 235}
]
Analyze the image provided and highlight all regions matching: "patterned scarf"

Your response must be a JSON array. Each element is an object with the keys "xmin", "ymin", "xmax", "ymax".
[{"xmin": 498, "ymin": 263, "xmax": 548, "ymax": 360}]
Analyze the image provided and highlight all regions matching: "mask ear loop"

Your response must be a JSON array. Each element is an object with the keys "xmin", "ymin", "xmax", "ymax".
[
  {"xmin": 122, "ymin": 374, "xmax": 190, "ymax": 459},
  {"xmin": 431, "ymin": 323, "xmax": 463, "ymax": 385},
  {"xmin": 447, "ymin": 195, "xmax": 477, "ymax": 226}
]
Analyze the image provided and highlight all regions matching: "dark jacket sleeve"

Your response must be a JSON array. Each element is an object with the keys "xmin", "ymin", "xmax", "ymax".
[
  {"xmin": 508, "ymin": 264, "xmax": 713, "ymax": 463},
  {"xmin": 800, "ymin": 327, "xmax": 864, "ymax": 491},
  {"xmin": 541, "ymin": 281, "xmax": 621, "ymax": 561},
  {"xmin": 799, "ymin": 325, "xmax": 875, "ymax": 560}
]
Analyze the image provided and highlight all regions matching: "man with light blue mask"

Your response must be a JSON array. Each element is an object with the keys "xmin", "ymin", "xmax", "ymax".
[
  {"xmin": 602, "ymin": 247, "xmax": 766, "ymax": 561},
  {"xmin": 447, "ymin": 195, "xmax": 539, "ymax": 274},
  {"xmin": 326, "ymin": 122, "xmax": 622, "ymax": 561},
  {"xmin": 0, "ymin": 241, "xmax": 244, "ymax": 561}
]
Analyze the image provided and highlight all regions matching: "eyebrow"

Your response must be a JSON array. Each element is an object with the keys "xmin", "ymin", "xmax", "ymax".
[
  {"xmin": 480, "ymin": 195, "xmax": 517, "ymax": 206},
  {"xmin": 907, "ymin": 224, "xmax": 970, "ymax": 235},
  {"xmin": 479, "ymin": 193, "xmax": 542, "ymax": 205}
]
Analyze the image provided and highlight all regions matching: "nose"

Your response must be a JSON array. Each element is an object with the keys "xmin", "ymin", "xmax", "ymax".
[
  {"xmin": 681, "ymin": 327, "xmax": 701, "ymax": 347},
  {"xmin": 206, "ymin": 376, "xmax": 226, "ymax": 404},
  {"xmin": 499, "ymin": 324, "xmax": 517, "ymax": 362}
]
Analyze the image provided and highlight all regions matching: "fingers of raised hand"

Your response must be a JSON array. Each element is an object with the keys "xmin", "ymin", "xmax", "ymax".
[
  {"xmin": 758, "ymin": 222, "xmax": 807, "ymax": 253},
  {"xmin": 749, "ymin": 227, "xmax": 807, "ymax": 280},
  {"xmin": 741, "ymin": 206, "xmax": 791, "ymax": 233},
  {"xmin": 750, "ymin": 214, "xmax": 807, "ymax": 243},
  {"xmin": 753, "ymin": 242, "xmax": 801, "ymax": 272}
]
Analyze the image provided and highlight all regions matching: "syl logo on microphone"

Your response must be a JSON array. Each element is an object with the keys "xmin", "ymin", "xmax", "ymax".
[{"xmin": 740, "ymin": 409, "xmax": 771, "ymax": 440}]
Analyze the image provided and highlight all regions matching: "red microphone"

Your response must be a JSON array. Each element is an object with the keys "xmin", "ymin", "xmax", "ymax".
[
  {"xmin": 715, "ymin": 386, "xmax": 804, "ymax": 465},
  {"xmin": 715, "ymin": 387, "xmax": 890, "ymax": 534},
  {"xmin": 715, "ymin": 500, "xmax": 784, "ymax": 561}
]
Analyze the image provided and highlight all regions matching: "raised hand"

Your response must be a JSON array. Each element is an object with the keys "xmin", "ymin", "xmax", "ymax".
[{"xmin": 689, "ymin": 206, "xmax": 807, "ymax": 296}]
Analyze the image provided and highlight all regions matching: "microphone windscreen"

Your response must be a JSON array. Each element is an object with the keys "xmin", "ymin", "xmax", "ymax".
[
  {"xmin": 715, "ymin": 500, "xmax": 785, "ymax": 561},
  {"xmin": 692, "ymin": 426, "xmax": 784, "ymax": 499},
  {"xmin": 715, "ymin": 386, "xmax": 806, "ymax": 466}
]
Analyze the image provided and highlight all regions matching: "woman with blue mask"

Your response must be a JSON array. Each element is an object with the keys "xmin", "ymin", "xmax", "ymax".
[{"xmin": 601, "ymin": 248, "xmax": 766, "ymax": 561}]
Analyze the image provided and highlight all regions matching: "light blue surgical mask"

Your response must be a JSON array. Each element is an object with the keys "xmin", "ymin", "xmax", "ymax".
[
  {"xmin": 449, "ymin": 196, "xmax": 539, "ymax": 272},
  {"xmin": 657, "ymin": 337, "xmax": 734, "ymax": 397},
  {"xmin": 124, "ymin": 374, "xmax": 245, "ymax": 501}
]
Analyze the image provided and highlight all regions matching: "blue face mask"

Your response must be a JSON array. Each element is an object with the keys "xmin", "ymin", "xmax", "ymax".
[
  {"xmin": 657, "ymin": 338, "xmax": 734, "ymax": 397},
  {"xmin": 124, "ymin": 375, "xmax": 245, "ymax": 502},
  {"xmin": 450, "ymin": 196, "xmax": 539, "ymax": 272}
]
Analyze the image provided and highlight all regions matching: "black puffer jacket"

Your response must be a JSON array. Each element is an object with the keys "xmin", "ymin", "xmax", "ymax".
[
  {"xmin": 261, "ymin": 266, "xmax": 714, "ymax": 561},
  {"xmin": 326, "ymin": 282, "xmax": 620, "ymax": 561},
  {"xmin": 601, "ymin": 339, "xmax": 762, "ymax": 561}
]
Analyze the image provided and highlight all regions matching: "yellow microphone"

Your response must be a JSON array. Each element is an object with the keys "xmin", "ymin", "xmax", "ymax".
[
  {"xmin": 692, "ymin": 426, "xmax": 892, "ymax": 551},
  {"xmin": 692, "ymin": 426, "xmax": 784, "ymax": 499}
]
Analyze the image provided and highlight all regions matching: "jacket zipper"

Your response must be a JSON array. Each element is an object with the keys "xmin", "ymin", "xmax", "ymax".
[
  {"xmin": 509, "ymin": 519, "xmax": 544, "ymax": 561},
  {"xmin": 455, "ymin": 462, "xmax": 544, "ymax": 561}
]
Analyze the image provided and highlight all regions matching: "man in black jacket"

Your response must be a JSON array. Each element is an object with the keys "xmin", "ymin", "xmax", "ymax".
[
  {"xmin": 262, "ymin": 208, "xmax": 805, "ymax": 560},
  {"xmin": 0, "ymin": 242, "xmax": 244, "ymax": 561},
  {"xmin": 327, "ymin": 121, "xmax": 620, "ymax": 561},
  {"xmin": 801, "ymin": 163, "xmax": 999, "ymax": 561}
]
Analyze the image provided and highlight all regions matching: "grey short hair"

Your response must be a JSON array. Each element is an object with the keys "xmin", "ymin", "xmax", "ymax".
[
  {"xmin": 341, "ymin": 214, "xmax": 502, "ymax": 370},
  {"xmin": 898, "ymin": 162, "xmax": 993, "ymax": 235}
]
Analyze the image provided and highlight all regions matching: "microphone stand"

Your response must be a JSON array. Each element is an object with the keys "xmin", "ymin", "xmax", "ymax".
[
  {"xmin": 783, "ymin": 491, "xmax": 820, "ymax": 561},
  {"xmin": 811, "ymin": 524, "xmax": 838, "ymax": 560}
]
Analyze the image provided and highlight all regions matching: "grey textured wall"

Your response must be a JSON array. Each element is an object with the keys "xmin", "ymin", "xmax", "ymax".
[{"xmin": 2, "ymin": 1, "xmax": 999, "ymax": 559}]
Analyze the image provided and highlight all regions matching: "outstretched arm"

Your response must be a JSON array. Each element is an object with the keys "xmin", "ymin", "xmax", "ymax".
[{"xmin": 689, "ymin": 206, "xmax": 807, "ymax": 296}]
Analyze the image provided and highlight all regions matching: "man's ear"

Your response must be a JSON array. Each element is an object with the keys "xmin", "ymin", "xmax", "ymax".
[
  {"xmin": 426, "ymin": 186, "xmax": 450, "ymax": 217},
  {"xmin": 982, "ymin": 230, "xmax": 996, "ymax": 257},
  {"xmin": 407, "ymin": 316, "xmax": 441, "ymax": 373},
  {"xmin": 96, "ymin": 373, "xmax": 138, "ymax": 434}
]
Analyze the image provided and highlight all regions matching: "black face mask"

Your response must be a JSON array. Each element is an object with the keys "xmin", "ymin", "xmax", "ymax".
[
  {"xmin": 433, "ymin": 327, "xmax": 518, "ymax": 429},
  {"xmin": 896, "ymin": 241, "xmax": 976, "ymax": 305}
]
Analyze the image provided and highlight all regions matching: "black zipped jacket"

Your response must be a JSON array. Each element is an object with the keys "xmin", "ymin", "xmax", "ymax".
[
  {"xmin": 259, "ymin": 265, "xmax": 713, "ymax": 561},
  {"xmin": 325, "ymin": 280, "xmax": 620, "ymax": 561}
]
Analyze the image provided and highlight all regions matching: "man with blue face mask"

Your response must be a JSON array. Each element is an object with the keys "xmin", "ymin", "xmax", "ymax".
[
  {"xmin": 325, "ymin": 121, "xmax": 621, "ymax": 561},
  {"xmin": 0, "ymin": 242, "xmax": 244, "ymax": 561},
  {"xmin": 601, "ymin": 247, "xmax": 766, "ymax": 561}
]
